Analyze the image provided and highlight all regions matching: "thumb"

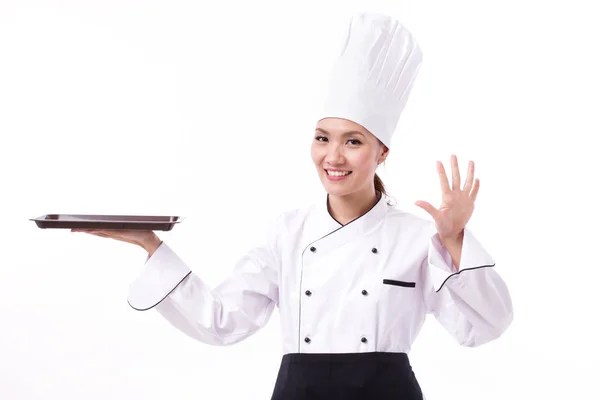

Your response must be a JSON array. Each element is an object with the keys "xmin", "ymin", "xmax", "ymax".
[{"xmin": 415, "ymin": 200, "xmax": 438, "ymax": 218}]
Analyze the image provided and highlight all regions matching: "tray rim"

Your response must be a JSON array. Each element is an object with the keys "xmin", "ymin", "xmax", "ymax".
[{"xmin": 30, "ymin": 214, "xmax": 185, "ymax": 224}]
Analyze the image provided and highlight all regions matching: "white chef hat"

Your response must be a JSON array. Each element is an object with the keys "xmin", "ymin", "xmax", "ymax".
[{"xmin": 318, "ymin": 12, "xmax": 423, "ymax": 148}]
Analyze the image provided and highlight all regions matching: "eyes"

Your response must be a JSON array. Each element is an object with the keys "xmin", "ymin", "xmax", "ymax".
[{"xmin": 315, "ymin": 136, "xmax": 362, "ymax": 146}]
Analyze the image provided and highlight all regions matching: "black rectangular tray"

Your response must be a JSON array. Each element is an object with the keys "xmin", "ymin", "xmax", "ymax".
[{"xmin": 31, "ymin": 214, "xmax": 183, "ymax": 231}]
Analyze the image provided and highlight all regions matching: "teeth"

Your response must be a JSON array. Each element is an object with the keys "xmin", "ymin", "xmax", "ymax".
[{"xmin": 327, "ymin": 170, "xmax": 351, "ymax": 177}]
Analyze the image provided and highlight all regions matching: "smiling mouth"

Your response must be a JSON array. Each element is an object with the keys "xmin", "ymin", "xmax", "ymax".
[{"xmin": 326, "ymin": 170, "xmax": 352, "ymax": 177}]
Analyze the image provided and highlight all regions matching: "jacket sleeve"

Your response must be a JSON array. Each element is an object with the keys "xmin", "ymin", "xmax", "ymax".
[
  {"xmin": 126, "ymin": 217, "xmax": 282, "ymax": 346},
  {"xmin": 421, "ymin": 227, "xmax": 514, "ymax": 347}
]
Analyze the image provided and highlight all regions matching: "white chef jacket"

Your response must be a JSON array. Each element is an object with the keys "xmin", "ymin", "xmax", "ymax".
[{"xmin": 128, "ymin": 193, "xmax": 513, "ymax": 354}]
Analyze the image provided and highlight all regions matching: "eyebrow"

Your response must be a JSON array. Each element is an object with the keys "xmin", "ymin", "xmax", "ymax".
[{"xmin": 315, "ymin": 127, "xmax": 366, "ymax": 137}]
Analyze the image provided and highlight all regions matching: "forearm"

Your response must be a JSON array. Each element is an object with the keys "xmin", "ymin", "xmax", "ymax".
[
  {"xmin": 140, "ymin": 233, "xmax": 162, "ymax": 257},
  {"xmin": 128, "ymin": 241, "xmax": 279, "ymax": 346},
  {"xmin": 439, "ymin": 230, "xmax": 464, "ymax": 271},
  {"xmin": 426, "ymin": 228, "xmax": 513, "ymax": 346}
]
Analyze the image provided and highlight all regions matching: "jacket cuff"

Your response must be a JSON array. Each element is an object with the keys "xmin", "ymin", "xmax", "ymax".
[
  {"xmin": 127, "ymin": 242, "xmax": 192, "ymax": 311},
  {"xmin": 427, "ymin": 228, "xmax": 496, "ymax": 292}
]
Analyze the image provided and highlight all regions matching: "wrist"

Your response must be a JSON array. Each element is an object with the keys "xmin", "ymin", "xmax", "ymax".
[
  {"xmin": 141, "ymin": 233, "xmax": 162, "ymax": 256},
  {"xmin": 438, "ymin": 231, "xmax": 464, "ymax": 271},
  {"xmin": 439, "ymin": 231, "xmax": 464, "ymax": 256},
  {"xmin": 440, "ymin": 230, "xmax": 464, "ymax": 246}
]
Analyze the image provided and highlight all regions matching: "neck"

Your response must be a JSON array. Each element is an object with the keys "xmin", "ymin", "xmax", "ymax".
[{"xmin": 327, "ymin": 186, "xmax": 381, "ymax": 225}]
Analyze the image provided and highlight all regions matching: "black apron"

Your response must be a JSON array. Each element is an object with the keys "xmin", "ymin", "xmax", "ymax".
[{"xmin": 270, "ymin": 352, "xmax": 424, "ymax": 400}]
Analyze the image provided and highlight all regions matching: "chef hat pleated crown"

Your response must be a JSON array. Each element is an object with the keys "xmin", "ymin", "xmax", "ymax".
[{"xmin": 318, "ymin": 13, "xmax": 422, "ymax": 148}]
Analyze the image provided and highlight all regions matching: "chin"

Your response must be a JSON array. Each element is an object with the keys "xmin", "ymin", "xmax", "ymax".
[
  {"xmin": 321, "ymin": 180, "xmax": 355, "ymax": 197},
  {"xmin": 324, "ymin": 187, "xmax": 350, "ymax": 197},
  {"xmin": 321, "ymin": 176, "xmax": 373, "ymax": 198}
]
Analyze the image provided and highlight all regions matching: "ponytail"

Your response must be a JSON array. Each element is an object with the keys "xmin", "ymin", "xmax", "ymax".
[{"xmin": 374, "ymin": 173, "xmax": 386, "ymax": 196}]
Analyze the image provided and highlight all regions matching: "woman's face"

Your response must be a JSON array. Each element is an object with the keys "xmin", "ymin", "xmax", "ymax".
[{"xmin": 311, "ymin": 117, "xmax": 388, "ymax": 197}]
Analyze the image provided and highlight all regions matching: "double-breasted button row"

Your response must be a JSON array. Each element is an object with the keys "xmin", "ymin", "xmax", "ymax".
[
  {"xmin": 304, "ymin": 289, "xmax": 368, "ymax": 296},
  {"xmin": 308, "ymin": 246, "xmax": 378, "ymax": 253},
  {"xmin": 304, "ymin": 336, "xmax": 367, "ymax": 344}
]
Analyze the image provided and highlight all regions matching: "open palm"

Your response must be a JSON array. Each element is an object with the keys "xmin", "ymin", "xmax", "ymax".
[{"xmin": 415, "ymin": 155, "xmax": 480, "ymax": 240}]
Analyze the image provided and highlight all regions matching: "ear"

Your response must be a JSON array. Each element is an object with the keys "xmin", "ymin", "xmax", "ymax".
[{"xmin": 377, "ymin": 144, "xmax": 390, "ymax": 164}]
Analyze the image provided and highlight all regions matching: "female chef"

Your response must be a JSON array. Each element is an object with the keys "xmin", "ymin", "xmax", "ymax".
[{"xmin": 73, "ymin": 13, "xmax": 513, "ymax": 400}]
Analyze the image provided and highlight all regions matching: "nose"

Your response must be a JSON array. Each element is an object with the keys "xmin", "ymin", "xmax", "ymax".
[{"xmin": 325, "ymin": 143, "xmax": 345, "ymax": 165}]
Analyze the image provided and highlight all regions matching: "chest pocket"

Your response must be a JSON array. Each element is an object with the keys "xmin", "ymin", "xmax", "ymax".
[
  {"xmin": 382, "ymin": 279, "xmax": 416, "ymax": 288},
  {"xmin": 377, "ymin": 278, "xmax": 420, "ymax": 318}
]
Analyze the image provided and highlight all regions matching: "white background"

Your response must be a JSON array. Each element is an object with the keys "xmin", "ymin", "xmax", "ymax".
[{"xmin": 1, "ymin": 0, "xmax": 598, "ymax": 399}]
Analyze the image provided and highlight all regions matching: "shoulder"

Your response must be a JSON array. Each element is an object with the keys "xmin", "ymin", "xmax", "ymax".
[
  {"xmin": 385, "ymin": 204, "xmax": 435, "ymax": 235},
  {"xmin": 276, "ymin": 202, "xmax": 316, "ymax": 230},
  {"xmin": 262, "ymin": 201, "xmax": 315, "ymax": 234}
]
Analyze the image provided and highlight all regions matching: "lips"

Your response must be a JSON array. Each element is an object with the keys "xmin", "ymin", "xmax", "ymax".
[{"xmin": 326, "ymin": 170, "xmax": 352, "ymax": 177}]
